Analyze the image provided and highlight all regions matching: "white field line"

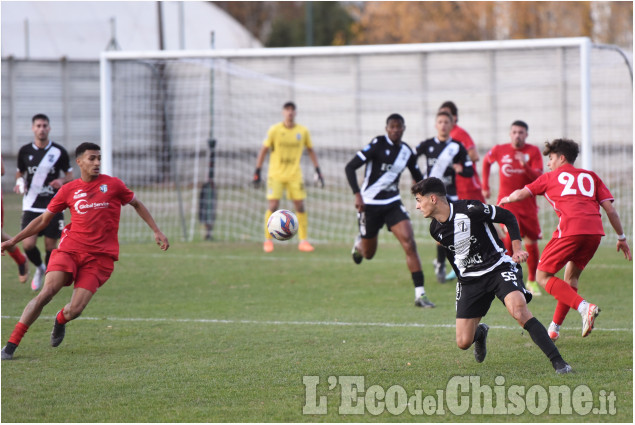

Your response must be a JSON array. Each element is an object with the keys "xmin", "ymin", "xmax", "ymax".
[
  {"xmin": 1, "ymin": 315, "xmax": 631, "ymax": 332},
  {"xmin": 119, "ymin": 252, "xmax": 635, "ymax": 269}
]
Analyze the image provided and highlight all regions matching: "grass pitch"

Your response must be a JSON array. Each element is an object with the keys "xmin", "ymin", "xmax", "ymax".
[{"xmin": 1, "ymin": 203, "xmax": 632, "ymax": 422}]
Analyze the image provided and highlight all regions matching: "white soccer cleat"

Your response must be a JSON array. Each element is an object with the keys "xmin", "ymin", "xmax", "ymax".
[
  {"xmin": 548, "ymin": 322, "xmax": 560, "ymax": 341},
  {"xmin": 31, "ymin": 264, "xmax": 46, "ymax": 291},
  {"xmin": 581, "ymin": 303, "xmax": 600, "ymax": 337}
]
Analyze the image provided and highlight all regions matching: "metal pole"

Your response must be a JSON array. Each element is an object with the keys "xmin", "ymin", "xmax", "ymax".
[
  {"xmin": 580, "ymin": 38, "xmax": 592, "ymax": 170},
  {"xmin": 157, "ymin": 1, "xmax": 165, "ymax": 50},
  {"xmin": 179, "ymin": 2, "xmax": 185, "ymax": 50},
  {"xmin": 24, "ymin": 19, "xmax": 30, "ymax": 59},
  {"xmin": 100, "ymin": 54, "xmax": 113, "ymax": 175}
]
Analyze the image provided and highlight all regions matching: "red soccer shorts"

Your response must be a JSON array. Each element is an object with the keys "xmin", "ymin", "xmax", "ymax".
[
  {"xmin": 47, "ymin": 249, "xmax": 115, "ymax": 294},
  {"xmin": 538, "ymin": 234, "xmax": 602, "ymax": 274}
]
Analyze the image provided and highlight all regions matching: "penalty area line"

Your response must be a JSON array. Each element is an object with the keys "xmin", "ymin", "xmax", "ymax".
[{"xmin": 0, "ymin": 315, "xmax": 631, "ymax": 332}]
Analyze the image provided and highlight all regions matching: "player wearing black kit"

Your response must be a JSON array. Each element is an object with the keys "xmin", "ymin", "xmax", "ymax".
[
  {"xmin": 345, "ymin": 113, "xmax": 434, "ymax": 308},
  {"xmin": 411, "ymin": 177, "xmax": 571, "ymax": 374},
  {"xmin": 15, "ymin": 114, "xmax": 73, "ymax": 291},
  {"xmin": 416, "ymin": 110, "xmax": 474, "ymax": 283}
]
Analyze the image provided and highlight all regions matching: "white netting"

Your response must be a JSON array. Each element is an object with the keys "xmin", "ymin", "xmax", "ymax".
[{"xmin": 104, "ymin": 42, "xmax": 632, "ymax": 245}]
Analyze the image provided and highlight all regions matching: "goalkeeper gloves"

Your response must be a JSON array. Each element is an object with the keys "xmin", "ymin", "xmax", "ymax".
[
  {"xmin": 314, "ymin": 167, "xmax": 325, "ymax": 188},
  {"xmin": 253, "ymin": 168, "xmax": 261, "ymax": 187}
]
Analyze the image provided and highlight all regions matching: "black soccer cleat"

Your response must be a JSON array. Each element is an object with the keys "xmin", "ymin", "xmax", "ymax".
[
  {"xmin": 414, "ymin": 294, "xmax": 435, "ymax": 308},
  {"xmin": 552, "ymin": 357, "xmax": 573, "ymax": 374},
  {"xmin": 473, "ymin": 323, "xmax": 489, "ymax": 363},
  {"xmin": 351, "ymin": 235, "xmax": 363, "ymax": 265},
  {"xmin": 51, "ymin": 321, "xmax": 66, "ymax": 348}
]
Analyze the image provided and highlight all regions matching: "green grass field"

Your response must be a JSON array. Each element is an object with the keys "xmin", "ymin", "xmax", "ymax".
[{"xmin": 1, "ymin": 194, "xmax": 632, "ymax": 422}]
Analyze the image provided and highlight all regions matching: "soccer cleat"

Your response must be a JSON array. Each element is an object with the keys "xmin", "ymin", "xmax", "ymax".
[
  {"xmin": 351, "ymin": 235, "xmax": 363, "ymax": 264},
  {"xmin": 445, "ymin": 269, "xmax": 457, "ymax": 281},
  {"xmin": 298, "ymin": 240, "xmax": 315, "ymax": 252},
  {"xmin": 31, "ymin": 264, "xmax": 46, "ymax": 291},
  {"xmin": 548, "ymin": 322, "xmax": 560, "ymax": 342},
  {"xmin": 526, "ymin": 280, "xmax": 542, "ymax": 296},
  {"xmin": 51, "ymin": 321, "xmax": 66, "ymax": 347},
  {"xmin": 473, "ymin": 323, "xmax": 489, "ymax": 363},
  {"xmin": 414, "ymin": 294, "xmax": 435, "ymax": 308},
  {"xmin": 18, "ymin": 261, "xmax": 29, "ymax": 284},
  {"xmin": 581, "ymin": 303, "xmax": 600, "ymax": 337},
  {"xmin": 1, "ymin": 346, "xmax": 13, "ymax": 361},
  {"xmin": 553, "ymin": 358, "xmax": 573, "ymax": 374},
  {"xmin": 433, "ymin": 259, "xmax": 446, "ymax": 283},
  {"xmin": 263, "ymin": 239, "xmax": 274, "ymax": 253}
]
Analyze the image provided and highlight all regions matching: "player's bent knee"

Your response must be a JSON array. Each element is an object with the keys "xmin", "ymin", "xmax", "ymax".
[
  {"xmin": 456, "ymin": 336, "xmax": 472, "ymax": 350},
  {"xmin": 511, "ymin": 306, "xmax": 532, "ymax": 325}
]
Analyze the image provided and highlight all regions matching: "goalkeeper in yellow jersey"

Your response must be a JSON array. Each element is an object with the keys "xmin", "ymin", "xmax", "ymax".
[{"xmin": 253, "ymin": 102, "xmax": 324, "ymax": 253}]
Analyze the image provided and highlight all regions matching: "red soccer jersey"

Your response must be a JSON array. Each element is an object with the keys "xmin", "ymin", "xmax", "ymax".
[
  {"xmin": 47, "ymin": 174, "xmax": 135, "ymax": 260},
  {"xmin": 483, "ymin": 143, "xmax": 542, "ymax": 217},
  {"xmin": 451, "ymin": 125, "xmax": 483, "ymax": 199},
  {"xmin": 525, "ymin": 164, "xmax": 613, "ymax": 238}
]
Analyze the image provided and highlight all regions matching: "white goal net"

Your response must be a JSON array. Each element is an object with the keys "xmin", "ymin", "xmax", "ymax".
[{"xmin": 101, "ymin": 38, "xmax": 632, "ymax": 245}]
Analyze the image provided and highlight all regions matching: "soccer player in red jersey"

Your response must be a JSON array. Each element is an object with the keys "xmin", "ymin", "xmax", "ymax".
[
  {"xmin": 482, "ymin": 120, "xmax": 543, "ymax": 296},
  {"xmin": 1, "ymin": 142, "xmax": 169, "ymax": 360},
  {"xmin": 499, "ymin": 138, "xmax": 631, "ymax": 340},
  {"xmin": 439, "ymin": 101, "xmax": 485, "ymax": 203}
]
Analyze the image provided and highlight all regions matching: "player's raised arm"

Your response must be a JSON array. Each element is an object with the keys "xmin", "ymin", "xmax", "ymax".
[{"xmin": 128, "ymin": 198, "xmax": 169, "ymax": 251}]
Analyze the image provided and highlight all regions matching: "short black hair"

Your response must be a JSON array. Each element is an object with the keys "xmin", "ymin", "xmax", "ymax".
[
  {"xmin": 75, "ymin": 142, "xmax": 101, "ymax": 158},
  {"xmin": 542, "ymin": 138, "xmax": 579, "ymax": 164},
  {"xmin": 386, "ymin": 113, "xmax": 405, "ymax": 125},
  {"xmin": 411, "ymin": 177, "xmax": 447, "ymax": 197},
  {"xmin": 32, "ymin": 114, "xmax": 49, "ymax": 124},
  {"xmin": 511, "ymin": 120, "xmax": 529, "ymax": 131},
  {"xmin": 439, "ymin": 101, "xmax": 458, "ymax": 117},
  {"xmin": 283, "ymin": 101, "xmax": 296, "ymax": 110}
]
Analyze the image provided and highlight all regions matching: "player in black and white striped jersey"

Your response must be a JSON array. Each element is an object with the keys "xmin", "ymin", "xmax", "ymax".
[
  {"xmin": 14, "ymin": 114, "xmax": 73, "ymax": 291},
  {"xmin": 411, "ymin": 177, "xmax": 571, "ymax": 374},
  {"xmin": 345, "ymin": 113, "xmax": 434, "ymax": 308}
]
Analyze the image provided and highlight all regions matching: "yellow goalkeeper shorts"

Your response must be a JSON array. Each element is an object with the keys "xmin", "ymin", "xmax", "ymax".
[{"xmin": 266, "ymin": 177, "xmax": 306, "ymax": 201}]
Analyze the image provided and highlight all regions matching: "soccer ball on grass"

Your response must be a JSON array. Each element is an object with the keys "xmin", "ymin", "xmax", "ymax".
[{"xmin": 267, "ymin": 209, "xmax": 298, "ymax": 241}]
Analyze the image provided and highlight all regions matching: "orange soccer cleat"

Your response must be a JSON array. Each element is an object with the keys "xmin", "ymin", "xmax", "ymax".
[{"xmin": 298, "ymin": 240, "xmax": 314, "ymax": 252}]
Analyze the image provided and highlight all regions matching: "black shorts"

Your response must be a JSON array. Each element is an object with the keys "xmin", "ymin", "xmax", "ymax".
[
  {"xmin": 358, "ymin": 201, "xmax": 410, "ymax": 239},
  {"xmin": 455, "ymin": 263, "xmax": 532, "ymax": 319},
  {"xmin": 21, "ymin": 211, "xmax": 65, "ymax": 239}
]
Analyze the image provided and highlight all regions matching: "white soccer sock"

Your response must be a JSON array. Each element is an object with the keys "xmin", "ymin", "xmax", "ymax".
[
  {"xmin": 415, "ymin": 286, "xmax": 425, "ymax": 298},
  {"xmin": 577, "ymin": 300, "xmax": 588, "ymax": 315}
]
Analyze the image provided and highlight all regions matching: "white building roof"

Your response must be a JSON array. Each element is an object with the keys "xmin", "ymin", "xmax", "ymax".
[{"xmin": 1, "ymin": 1, "xmax": 262, "ymax": 59}]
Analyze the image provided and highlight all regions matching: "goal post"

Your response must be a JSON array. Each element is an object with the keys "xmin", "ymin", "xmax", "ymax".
[{"xmin": 100, "ymin": 38, "xmax": 632, "ymax": 244}]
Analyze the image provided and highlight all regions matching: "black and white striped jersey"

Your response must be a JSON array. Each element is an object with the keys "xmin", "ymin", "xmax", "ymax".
[
  {"xmin": 16, "ymin": 140, "xmax": 72, "ymax": 213},
  {"xmin": 416, "ymin": 137, "xmax": 473, "ymax": 201},
  {"xmin": 345, "ymin": 135, "xmax": 423, "ymax": 205},
  {"xmin": 429, "ymin": 200, "xmax": 521, "ymax": 283}
]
